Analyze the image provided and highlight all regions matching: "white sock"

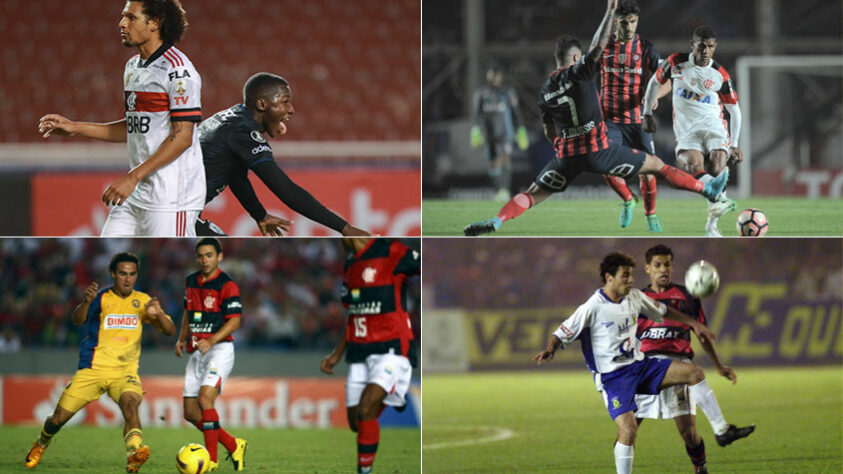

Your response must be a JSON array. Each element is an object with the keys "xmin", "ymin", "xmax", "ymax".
[
  {"xmin": 689, "ymin": 380, "xmax": 729, "ymax": 435},
  {"xmin": 614, "ymin": 442, "xmax": 634, "ymax": 474}
]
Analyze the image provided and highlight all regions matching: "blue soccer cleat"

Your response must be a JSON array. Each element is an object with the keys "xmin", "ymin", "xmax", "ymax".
[
  {"xmin": 619, "ymin": 197, "xmax": 636, "ymax": 228},
  {"xmin": 646, "ymin": 214, "xmax": 662, "ymax": 232},
  {"xmin": 463, "ymin": 217, "xmax": 502, "ymax": 236},
  {"xmin": 701, "ymin": 169, "xmax": 729, "ymax": 201}
]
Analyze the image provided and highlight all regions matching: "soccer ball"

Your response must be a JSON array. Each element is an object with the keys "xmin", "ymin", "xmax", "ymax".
[
  {"xmin": 736, "ymin": 208, "xmax": 768, "ymax": 236},
  {"xmin": 684, "ymin": 260, "xmax": 720, "ymax": 298},
  {"xmin": 176, "ymin": 443, "xmax": 210, "ymax": 474}
]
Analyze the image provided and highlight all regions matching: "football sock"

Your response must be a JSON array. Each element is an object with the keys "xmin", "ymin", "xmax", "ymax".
[
  {"xmin": 357, "ymin": 418, "xmax": 380, "ymax": 471},
  {"xmin": 688, "ymin": 380, "xmax": 729, "ymax": 435},
  {"xmin": 497, "ymin": 193, "xmax": 533, "ymax": 222},
  {"xmin": 202, "ymin": 409, "xmax": 221, "ymax": 461},
  {"xmin": 124, "ymin": 428, "xmax": 143, "ymax": 453},
  {"xmin": 194, "ymin": 420, "xmax": 237, "ymax": 453},
  {"xmin": 37, "ymin": 422, "xmax": 58, "ymax": 448},
  {"xmin": 604, "ymin": 175, "xmax": 634, "ymax": 202},
  {"xmin": 640, "ymin": 175, "xmax": 657, "ymax": 215},
  {"xmin": 657, "ymin": 165, "xmax": 704, "ymax": 193},
  {"xmin": 613, "ymin": 441, "xmax": 634, "ymax": 474},
  {"xmin": 686, "ymin": 439, "xmax": 707, "ymax": 468}
]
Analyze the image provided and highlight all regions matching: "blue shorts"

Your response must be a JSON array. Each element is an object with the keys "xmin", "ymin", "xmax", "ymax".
[
  {"xmin": 606, "ymin": 121, "xmax": 655, "ymax": 155},
  {"xmin": 534, "ymin": 144, "xmax": 647, "ymax": 192},
  {"xmin": 600, "ymin": 358, "xmax": 673, "ymax": 420}
]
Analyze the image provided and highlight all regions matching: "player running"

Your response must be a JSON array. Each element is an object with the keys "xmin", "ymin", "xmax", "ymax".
[
  {"xmin": 636, "ymin": 244, "xmax": 752, "ymax": 473},
  {"xmin": 463, "ymin": 0, "xmax": 728, "ymax": 236},
  {"xmin": 534, "ymin": 251, "xmax": 755, "ymax": 474},
  {"xmin": 470, "ymin": 66, "xmax": 529, "ymax": 201},
  {"xmin": 321, "ymin": 237, "xmax": 420, "ymax": 474},
  {"xmin": 38, "ymin": 0, "xmax": 205, "ymax": 236},
  {"xmin": 642, "ymin": 25, "xmax": 743, "ymax": 236},
  {"xmin": 25, "ymin": 252, "xmax": 176, "ymax": 472},
  {"xmin": 599, "ymin": 0, "xmax": 670, "ymax": 232},
  {"xmin": 175, "ymin": 238, "xmax": 247, "ymax": 471},
  {"xmin": 196, "ymin": 72, "xmax": 371, "ymax": 237}
]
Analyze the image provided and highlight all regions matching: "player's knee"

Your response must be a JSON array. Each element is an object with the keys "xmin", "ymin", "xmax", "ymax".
[{"xmin": 689, "ymin": 364, "xmax": 705, "ymax": 384}]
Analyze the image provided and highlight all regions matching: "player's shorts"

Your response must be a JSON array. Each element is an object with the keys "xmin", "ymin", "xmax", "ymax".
[
  {"xmin": 57, "ymin": 367, "xmax": 143, "ymax": 413},
  {"xmin": 195, "ymin": 217, "xmax": 228, "ymax": 236},
  {"xmin": 183, "ymin": 342, "xmax": 235, "ymax": 397},
  {"xmin": 102, "ymin": 203, "xmax": 199, "ymax": 237},
  {"xmin": 599, "ymin": 357, "xmax": 673, "ymax": 420},
  {"xmin": 535, "ymin": 143, "xmax": 646, "ymax": 192},
  {"xmin": 606, "ymin": 121, "xmax": 655, "ymax": 155},
  {"xmin": 484, "ymin": 136, "xmax": 513, "ymax": 161},
  {"xmin": 635, "ymin": 356, "xmax": 695, "ymax": 419},
  {"xmin": 346, "ymin": 350, "xmax": 412, "ymax": 408},
  {"xmin": 675, "ymin": 123, "xmax": 731, "ymax": 156}
]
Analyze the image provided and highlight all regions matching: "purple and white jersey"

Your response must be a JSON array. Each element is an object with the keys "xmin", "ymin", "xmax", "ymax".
[{"xmin": 552, "ymin": 288, "xmax": 667, "ymax": 374}]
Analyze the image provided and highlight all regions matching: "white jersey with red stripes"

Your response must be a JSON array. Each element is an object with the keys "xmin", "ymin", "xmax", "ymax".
[{"xmin": 122, "ymin": 43, "xmax": 205, "ymax": 212}]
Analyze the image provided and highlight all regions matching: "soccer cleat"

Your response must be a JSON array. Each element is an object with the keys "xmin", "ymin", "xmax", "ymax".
[
  {"xmin": 126, "ymin": 445, "xmax": 150, "ymax": 473},
  {"xmin": 708, "ymin": 197, "xmax": 737, "ymax": 218},
  {"xmin": 25, "ymin": 442, "xmax": 46, "ymax": 469},
  {"xmin": 715, "ymin": 424, "xmax": 755, "ymax": 447},
  {"xmin": 207, "ymin": 460, "xmax": 220, "ymax": 471},
  {"xmin": 701, "ymin": 169, "xmax": 729, "ymax": 201},
  {"xmin": 358, "ymin": 466, "xmax": 373, "ymax": 474},
  {"xmin": 646, "ymin": 214, "xmax": 662, "ymax": 232},
  {"xmin": 226, "ymin": 438, "xmax": 247, "ymax": 471},
  {"xmin": 463, "ymin": 217, "xmax": 502, "ymax": 236},
  {"xmin": 619, "ymin": 197, "xmax": 636, "ymax": 228},
  {"xmin": 395, "ymin": 402, "xmax": 408, "ymax": 413},
  {"xmin": 695, "ymin": 465, "xmax": 708, "ymax": 474}
]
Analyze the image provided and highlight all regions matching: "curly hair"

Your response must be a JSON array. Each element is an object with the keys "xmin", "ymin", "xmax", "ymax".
[
  {"xmin": 600, "ymin": 252, "xmax": 636, "ymax": 283},
  {"xmin": 109, "ymin": 252, "xmax": 140, "ymax": 273},
  {"xmin": 138, "ymin": 0, "xmax": 188, "ymax": 44}
]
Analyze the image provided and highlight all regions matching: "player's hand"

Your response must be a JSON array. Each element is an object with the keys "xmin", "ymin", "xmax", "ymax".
[
  {"xmin": 320, "ymin": 352, "xmax": 342, "ymax": 374},
  {"xmin": 38, "ymin": 114, "xmax": 77, "ymax": 138},
  {"xmin": 258, "ymin": 214, "xmax": 294, "ymax": 236},
  {"xmin": 144, "ymin": 298, "xmax": 163, "ymax": 317},
  {"xmin": 102, "ymin": 173, "xmax": 140, "ymax": 206},
  {"xmin": 195, "ymin": 338, "xmax": 213, "ymax": 354},
  {"xmin": 341, "ymin": 224, "xmax": 373, "ymax": 237},
  {"xmin": 718, "ymin": 365, "xmax": 737, "ymax": 385},
  {"xmin": 534, "ymin": 349, "xmax": 556, "ymax": 365},
  {"xmin": 470, "ymin": 126, "xmax": 484, "ymax": 148},
  {"xmin": 80, "ymin": 282, "xmax": 99, "ymax": 304},
  {"xmin": 174, "ymin": 340, "xmax": 186, "ymax": 358},
  {"xmin": 516, "ymin": 126, "xmax": 529, "ymax": 150},
  {"xmin": 642, "ymin": 115, "xmax": 657, "ymax": 134},
  {"xmin": 729, "ymin": 146, "xmax": 743, "ymax": 164}
]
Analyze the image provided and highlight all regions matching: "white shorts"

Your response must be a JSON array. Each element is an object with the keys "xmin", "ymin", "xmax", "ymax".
[
  {"xmin": 101, "ymin": 203, "xmax": 199, "ymax": 237},
  {"xmin": 635, "ymin": 357, "xmax": 696, "ymax": 419},
  {"xmin": 675, "ymin": 124, "xmax": 731, "ymax": 156},
  {"xmin": 182, "ymin": 342, "xmax": 235, "ymax": 397},
  {"xmin": 346, "ymin": 351, "xmax": 412, "ymax": 408}
]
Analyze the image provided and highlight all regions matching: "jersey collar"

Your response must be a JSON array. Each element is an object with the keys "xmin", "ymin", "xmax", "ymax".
[
  {"xmin": 139, "ymin": 42, "xmax": 173, "ymax": 68},
  {"xmin": 688, "ymin": 52, "xmax": 712, "ymax": 68},
  {"xmin": 198, "ymin": 268, "xmax": 222, "ymax": 285},
  {"xmin": 598, "ymin": 288, "xmax": 624, "ymax": 304}
]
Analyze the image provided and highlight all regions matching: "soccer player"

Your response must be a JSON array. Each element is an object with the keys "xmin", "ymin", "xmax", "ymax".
[
  {"xmin": 25, "ymin": 252, "xmax": 176, "ymax": 472},
  {"xmin": 196, "ymin": 73, "xmax": 371, "ymax": 237},
  {"xmin": 463, "ymin": 0, "xmax": 729, "ymax": 236},
  {"xmin": 470, "ymin": 66, "xmax": 529, "ymax": 201},
  {"xmin": 37, "ymin": 0, "xmax": 205, "ymax": 237},
  {"xmin": 636, "ymin": 244, "xmax": 751, "ymax": 473},
  {"xmin": 599, "ymin": 0, "xmax": 670, "ymax": 232},
  {"xmin": 174, "ymin": 238, "xmax": 247, "ymax": 471},
  {"xmin": 320, "ymin": 237, "xmax": 420, "ymax": 474},
  {"xmin": 642, "ymin": 25, "xmax": 743, "ymax": 236},
  {"xmin": 534, "ymin": 251, "xmax": 754, "ymax": 474}
]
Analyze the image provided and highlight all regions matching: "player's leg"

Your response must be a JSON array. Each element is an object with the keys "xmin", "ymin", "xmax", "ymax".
[
  {"xmin": 639, "ymin": 153, "xmax": 727, "ymax": 201},
  {"xmin": 100, "ymin": 203, "xmax": 140, "ymax": 237},
  {"xmin": 675, "ymin": 414, "xmax": 708, "ymax": 473},
  {"xmin": 613, "ymin": 412, "xmax": 638, "ymax": 474},
  {"xmin": 141, "ymin": 209, "xmax": 201, "ymax": 237},
  {"xmin": 25, "ymin": 404, "xmax": 77, "ymax": 468},
  {"xmin": 634, "ymin": 127, "xmax": 661, "ymax": 232},
  {"xmin": 346, "ymin": 362, "xmax": 367, "ymax": 433},
  {"xmin": 117, "ymin": 391, "xmax": 150, "ymax": 473},
  {"xmin": 357, "ymin": 384, "xmax": 388, "ymax": 474},
  {"xmin": 197, "ymin": 344, "xmax": 243, "ymax": 470},
  {"xmin": 704, "ymin": 147, "xmax": 737, "ymax": 236},
  {"xmin": 603, "ymin": 122, "xmax": 638, "ymax": 228}
]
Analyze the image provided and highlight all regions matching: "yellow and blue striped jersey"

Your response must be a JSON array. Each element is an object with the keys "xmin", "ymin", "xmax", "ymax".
[{"xmin": 78, "ymin": 288, "xmax": 154, "ymax": 371}]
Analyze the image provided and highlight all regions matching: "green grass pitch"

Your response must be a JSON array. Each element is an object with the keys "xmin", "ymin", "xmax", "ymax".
[
  {"xmin": 423, "ymin": 367, "xmax": 842, "ymax": 473},
  {"xmin": 0, "ymin": 426, "xmax": 419, "ymax": 473},
  {"xmin": 422, "ymin": 197, "xmax": 843, "ymax": 236}
]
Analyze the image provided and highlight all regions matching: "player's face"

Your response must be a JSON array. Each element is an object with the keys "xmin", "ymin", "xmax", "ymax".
[
  {"xmin": 614, "ymin": 14, "xmax": 638, "ymax": 41},
  {"xmin": 691, "ymin": 37, "xmax": 717, "ymax": 65},
  {"xmin": 263, "ymin": 90, "xmax": 295, "ymax": 138},
  {"xmin": 608, "ymin": 266, "xmax": 634, "ymax": 296},
  {"xmin": 110, "ymin": 262, "xmax": 138, "ymax": 297},
  {"xmin": 119, "ymin": 1, "xmax": 156, "ymax": 48},
  {"xmin": 196, "ymin": 245, "xmax": 223, "ymax": 277},
  {"xmin": 645, "ymin": 255, "xmax": 673, "ymax": 290}
]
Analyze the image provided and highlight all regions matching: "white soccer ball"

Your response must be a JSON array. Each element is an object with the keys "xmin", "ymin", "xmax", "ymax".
[
  {"xmin": 176, "ymin": 443, "xmax": 210, "ymax": 474},
  {"xmin": 684, "ymin": 260, "xmax": 720, "ymax": 298}
]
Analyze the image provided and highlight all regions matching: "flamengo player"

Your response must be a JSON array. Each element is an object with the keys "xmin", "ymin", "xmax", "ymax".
[
  {"xmin": 25, "ymin": 252, "xmax": 175, "ymax": 472},
  {"xmin": 463, "ymin": 0, "xmax": 728, "ymax": 236},
  {"xmin": 534, "ymin": 252, "xmax": 754, "ymax": 474},
  {"xmin": 321, "ymin": 237, "xmax": 420, "ymax": 474},
  {"xmin": 637, "ymin": 244, "xmax": 754, "ymax": 473},
  {"xmin": 642, "ymin": 26, "xmax": 742, "ymax": 236},
  {"xmin": 38, "ymin": 0, "xmax": 205, "ymax": 236},
  {"xmin": 175, "ymin": 238, "xmax": 247, "ymax": 471}
]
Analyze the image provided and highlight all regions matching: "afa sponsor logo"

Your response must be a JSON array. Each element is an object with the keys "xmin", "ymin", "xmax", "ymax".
[{"xmin": 104, "ymin": 314, "xmax": 140, "ymax": 330}]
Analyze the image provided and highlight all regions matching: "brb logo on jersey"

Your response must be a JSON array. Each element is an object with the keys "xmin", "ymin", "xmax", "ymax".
[{"xmin": 104, "ymin": 314, "xmax": 140, "ymax": 330}]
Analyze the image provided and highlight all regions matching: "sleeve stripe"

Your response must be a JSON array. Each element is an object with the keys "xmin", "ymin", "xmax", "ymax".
[
  {"xmin": 170, "ymin": 111, "xmax": 202, "ymax": 117},
  {"xmin": 171, "ymin": 107, "xmax": 201, "ymax": 112}
]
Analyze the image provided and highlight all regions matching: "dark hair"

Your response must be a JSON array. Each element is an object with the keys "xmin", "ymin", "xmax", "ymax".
[
  {"xmin": 645, "ymin": 244, "xmax": 674, "ymax": 264},
  {"xmin": 616, "ymin": 0, "xmax": 640, "ymax": 17},
  {"xmin": 554, "ymin": 35, "xmax": 582, "ymax": 64},
  {"xmin": 195, "ymin": 238, "xmax": 222, "ymax": 254},
  {"xmin": 600, "ymin": 252, "xmax": 636, "ymax": 283},
  {"xmin": 137, "ymin": 0, "xmax": 188, "ymax": 44},
  {"xmin": 109, "ymin": 252, "xmax": 140, "ymax": 273},
  {"xmin": 692, "ymin": 25, "xmax": 717, "ymax": 42},
  {"xmin": 243, "ymin": 73, "xmax": 290, "ymax": 109}
]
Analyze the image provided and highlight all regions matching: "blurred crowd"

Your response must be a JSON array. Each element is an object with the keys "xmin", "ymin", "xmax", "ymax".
[{"xmin": 0, "ymin": 239, "xmax": 420, "ymax": 353}]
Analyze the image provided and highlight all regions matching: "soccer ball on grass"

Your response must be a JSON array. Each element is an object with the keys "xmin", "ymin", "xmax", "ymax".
[
  {"xmin": 684, "ymin": 260, "xmax": 720, "ymax": 298},
  {"xmin": 177, "ymin": 443, "xmax": 211, "ymax": 474},
  {"xmin": 736, "ymin": 208, "xmax": 768, "ymax": 236}
]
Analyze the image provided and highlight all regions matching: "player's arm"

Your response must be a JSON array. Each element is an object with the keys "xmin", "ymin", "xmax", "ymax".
[
  {"xmin": 699, "ymin": 336, "xmax": 737, "ymax": 384},
  {"xmin": 143, "ymin": 297, "xmax": 176, "ymax": 336},
  {"xmin": 197, "ymin": 316, "xmax": 240, "ymax": 353},
  {"xmin": 542, "ymin": 122, "xmax": 557, "ymax": 143},
  {"xmin": 535, "ymin": 306, "xmax": 590, "ymax": 364},
  {"xmin": 321, "ymin": 331, "xmax": 347, "ymax": 374},
  {"xmin": 662, "ymin": 306, "xmax": 716, "ymax": 344},
  {"xmin": 724, "ymin": 103, "xmax": 742, "ymax": 162},
  {"xmin": 38, "ymin": 115, "xmax": 127, "ymax": 142},
  {"xmin": 71, "ymin": 282, "xmax": 99, "ymax": 325},
  {"xmin": 227, "ymin": 169, "xmax": 293, "ymax": 236},
  {"xmin": 641, "ymin": 74, "xmax": 664, "ymax": 133},
  {"xmin": 585, "ymin": 0, "xmax": 618, "ymax": 63},
  {"xmin": 174, "ymin": 310, "xmax": 190, "ymax": 357}
]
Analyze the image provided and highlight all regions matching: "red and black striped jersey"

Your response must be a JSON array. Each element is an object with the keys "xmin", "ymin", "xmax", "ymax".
[
  {"xmin": 638, "ymin": 283, "xmax": 706, "ymax": 358},
  {"xmin": 599, "ymin": 34, "xmax": 661, "ymax": 124},
  {"xmin": 183, "ymin": 268, "xmax": 242, "ymax": 352},
  {"xmin": 342, "ymin": 238, "xmax": 420, "ymax": 366},
  {"xmin": 539, "ymin": 55, "xmax": 610, "ymax": 156}
]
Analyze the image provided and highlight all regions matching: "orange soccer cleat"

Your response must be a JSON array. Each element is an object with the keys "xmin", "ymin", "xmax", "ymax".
[
  {"xmin": 25, "ymin": 442, "xmax": 47, "ymax": 469},
  {"xmin": 126, "ymin": 445, "xmax": 151, "ymax": 473}
]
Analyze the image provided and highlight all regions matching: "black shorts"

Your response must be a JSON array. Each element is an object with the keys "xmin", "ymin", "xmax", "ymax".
[
  {"xmin": 606, "ymin": 121, "xmax": 655, "ymax": 155},
  {"xmin": 534, "ymin": 144, "xmax": 647, "ymax": 192}
]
